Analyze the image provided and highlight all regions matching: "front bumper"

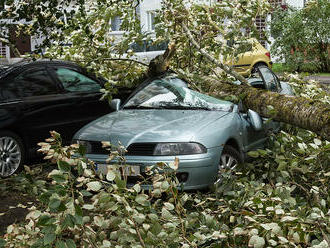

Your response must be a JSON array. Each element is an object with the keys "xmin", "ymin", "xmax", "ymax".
[{"xmin": 86, "ymin": 147, "xmax": 222, "ymax": 190}]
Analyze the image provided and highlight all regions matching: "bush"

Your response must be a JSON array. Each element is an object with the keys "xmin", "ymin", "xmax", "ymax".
[{"xmin": 271, "ymin": 0, "xmax": 330, "ymax": 73}]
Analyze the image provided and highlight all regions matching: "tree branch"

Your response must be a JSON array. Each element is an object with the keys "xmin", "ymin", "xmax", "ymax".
[{"xmin": 180, "ymin": 22, "xmax": 249, "ymax": 85}]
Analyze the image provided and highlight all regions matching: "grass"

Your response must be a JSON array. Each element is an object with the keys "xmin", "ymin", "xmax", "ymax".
[
  {"xmin": 272, "ymin": 63, "xmax": 330, "ymax": 76},
  {"xmin": 314, "ymin": 72, "xmax": 330, "ymax": 77},
  {"xmin": 271, "ymin": 63, "xmax": 293, "ymax": 73}
]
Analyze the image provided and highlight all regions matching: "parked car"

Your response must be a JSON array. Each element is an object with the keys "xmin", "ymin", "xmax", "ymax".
[
  {"xmin": 0, "ymin": 59, "xmax": 132, "ymax": 177},
  {"xmin": 126, "ymin": 38, "xmax": 272, "ymax": 76},
  {"xmin": 226, "ymin": 38, "xmax": 273, "ymax": 76},
  {"xmin": 73, "ymin": 66, "xmax": 293, "ymax": 190},
  {"xmin": 124, "ymin": 40, "xmax": 168, "ymax": 63}
]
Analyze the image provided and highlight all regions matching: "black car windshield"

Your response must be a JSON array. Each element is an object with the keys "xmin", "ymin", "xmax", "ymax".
[{"xmin": 123, "ymin": 77, "xmax": 233, "ymax": 111}]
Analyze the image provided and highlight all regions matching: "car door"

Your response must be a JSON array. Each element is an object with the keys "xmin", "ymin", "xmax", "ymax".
[
  {"xmin": 49, "ymin": 65, "xmax": 110, "ymax": 143},
  {"xmin": 8, "ymin": 65, "xmax": 75, "ymax": 151},
  {"xmin": 0, "ymin": 75, "xmax": 24, "ymax": 130},
  {"xmin": 239, "ymin": 110, "xmax": 267, "ymax": 152},
  {"xmin": 258, "ymin": 67, "xmax": 282, "ymax": 133}
]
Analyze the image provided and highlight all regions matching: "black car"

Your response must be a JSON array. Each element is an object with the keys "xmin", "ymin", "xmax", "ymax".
[{"xmin": 0, "ymin": 59, "xmax": 131, "ymax": 177}]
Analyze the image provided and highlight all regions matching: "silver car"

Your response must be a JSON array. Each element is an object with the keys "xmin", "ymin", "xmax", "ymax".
[{"xmin": 73, "ymin": 67, "xmax": 293, "ymax": 190}]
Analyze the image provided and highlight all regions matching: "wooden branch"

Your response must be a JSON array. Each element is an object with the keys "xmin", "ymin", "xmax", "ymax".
[
  {"xmin": 181, "ymin": 22, "xmax": 250, "ymax": 85},
  {"xmin": 72, "ymin": 57, "xmax": 149, "ymax": 67},
  {"xmin": 101, "ymin": 57, "xmax": 149, "ymax": 67},
  {"xmin": 147, "ymin": 41, "xmax": 176, "ymax": 77}
]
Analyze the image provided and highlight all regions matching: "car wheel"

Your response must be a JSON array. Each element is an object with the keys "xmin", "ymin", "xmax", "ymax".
[
  {"xmin": 0, "ymin": 131, "xmax": 25, "ymax": 177},
  {"xmin": 215, "ymin": 145, "xmax": 242, "ymax": 185},
  {"xmin": 252, "ymin": 62, "xmax": 267, "ymax": 74}
]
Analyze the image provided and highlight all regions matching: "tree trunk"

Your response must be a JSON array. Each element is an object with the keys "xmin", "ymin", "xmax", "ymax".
[
  {"xmin": 176, "ymin": 22, "xmax": 330, "ymax": 140},
  {"xmin": 210, "ymin": 82, "xmax": 330, "ymax": 140}
]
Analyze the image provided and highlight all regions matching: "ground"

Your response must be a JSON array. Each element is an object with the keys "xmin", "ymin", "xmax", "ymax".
[{"xmin": 0, "ymin": 194, "xmax": 36, "ymax": 236}]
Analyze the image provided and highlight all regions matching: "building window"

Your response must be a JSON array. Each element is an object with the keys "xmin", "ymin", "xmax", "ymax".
[
  {"xmin": 0, "ymin": 43, "xmax": 7, "ymax": 58},
  {"xmin": 111, "ymin": 16, "xmax": 122, "ymax": 31},
  {"xmin": 147, "ymin": 11, "xmax": 156, "ymax": 31}
]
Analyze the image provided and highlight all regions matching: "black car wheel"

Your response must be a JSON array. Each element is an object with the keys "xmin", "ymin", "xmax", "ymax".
[
  {"xmin": 252, "ymin": 62, "xmax": 267, "ymax": 74},
  {"xmin": 0, "ymin": 131, "xmax": 25, "ymax": 177},
  {"xmin": 215, "ymin": 145, "xmax": 242, "ymax": 185}
]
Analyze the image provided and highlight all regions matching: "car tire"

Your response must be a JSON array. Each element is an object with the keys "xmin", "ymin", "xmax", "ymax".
[
  {"xmin": 214, "ymin": 145, "xmax": 242, "ymax": 185},
  {"xmin": 0, "ymin": 131, "xmax": 25, "ymax": 177},
  {"xmin": 252, "ymin": 62, "xmax": 267, "ymax": 74}
]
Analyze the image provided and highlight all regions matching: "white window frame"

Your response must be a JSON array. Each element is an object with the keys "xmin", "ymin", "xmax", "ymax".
[
  {"xmin": 147, "ymin": 11, "xmax": 156, "ymax": 31},
  {"xmin": 111, "ymin": 16, "xmax": 123, "ymax": 32}
]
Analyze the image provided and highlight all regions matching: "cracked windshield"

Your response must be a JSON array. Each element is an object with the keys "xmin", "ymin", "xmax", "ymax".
[{"xmin": 124, "ymin": 77, "xmax": 232, "ymax": 111}]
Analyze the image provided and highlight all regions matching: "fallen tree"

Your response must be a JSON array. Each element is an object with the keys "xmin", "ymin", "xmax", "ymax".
[
  {"xmin": 146, "ymin": 2, "xmax": 330, "ymax": 140},
  {"xmin": 150, "ymin": 49, "xmax": 330, "ymax": 139}
]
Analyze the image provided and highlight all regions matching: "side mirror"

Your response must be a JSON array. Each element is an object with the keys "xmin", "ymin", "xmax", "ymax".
[
  {"xmin": 247, "ymin": 109, "xmax": 263, "ymax": 131},
  {"xmin": 110, "ymin": 99, "xmax": 121, "ymax": 111},
  {"xmin": 238, "ymin": 100, "xmax": 246, "ymax": 113}
]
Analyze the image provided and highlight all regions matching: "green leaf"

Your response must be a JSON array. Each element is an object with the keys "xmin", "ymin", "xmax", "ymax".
[
  {"xmin": 37, "ymin": 215, "xmax": 53, "ymax": 226},
  {"xmin": 135, "ymin": 194, "xmax": 149, "ymax": 206},
  {"xmin": 0, "ymin": 239, "xmax": 6, "ymax": 248},
  {"xmin": 248, "ymin": 235, "xmax": 265, "ymax": 248},
  {"xmin": 133, "ymin": 184, "xmax": 141, "ymax": 193},
  {"xmin": 74, "ymin": 204, "xmax": 83, "ymax": 216},
  {"xmin": 44, "ymin": 233, "xmax": 56, "ymax": 245},
  {"xmin": 281, "ymin": 216, "xmax": 298, "ymax": 222},
  {"xmin": 78, "ymin": 144, "xmax": 86, "ymax": 155},
  {"xmin": 49, "ymin": 198, "xmax": 61, "ymax": 210},
  {"xmin": 42, "ymin": 225, "xmax": 56, "ymax": 234},
  {"xmin": 81, "ymin": 190, "xmax": 93, "ymax": 197},
  {"xmin": 39, "ymin": 192, "xmax": 52, "ymax": 204},
  {"xmin": 75, "ymin": 215, "xmax": 83, "ymax": 225},
  {"xmin": 106, "ymin": 169, "xmax": 116, "ymax": 181},
  {"xmin": 115, "ymin": 178, "xmax": 126, "ymax": 189},
  {"xmin": 51, "ymin": 174, "xmax": 67, "ymax": 183},
  {"xmin": 82, "ymin": 204, "xmax": 94, "ymax": 210},
  {"xmin": 66, "ymin": 239, "xmax": 76, "ymax": 248},
  {"xmin": 86, "ymin": 181, "xmax": 103, "ymax": 192},
  {"xmin": 55, "ymin": 240, "xmax": 66, "ymax": 248},
  {"xmin": 58, "ymin": 160, "xmax": 71, "ymax": 172},
  {"xmin": 61, "ymin": 214, "xmax": 76, "ymax": 229},
  {"xmin": 248, "ymin": 151, "xmax": 259, "ymax": 158},
  {"xmin": 164, "ymin": 202, "xmax": 175, "ymax": 211}
]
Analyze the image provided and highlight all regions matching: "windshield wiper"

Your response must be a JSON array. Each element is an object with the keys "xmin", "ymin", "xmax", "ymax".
[
  {"xmin": 159, "ymin": 105, "xmax": 212, "ymax": 111},
  {"xmin": 123, "ymin": 105, "xmax": 162, "ymax": 110}
]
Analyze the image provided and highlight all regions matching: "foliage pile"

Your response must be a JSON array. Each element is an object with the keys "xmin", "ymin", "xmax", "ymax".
[{"xmin": 1, "ymin": 75, "xmax": 329, "ymax": 248}]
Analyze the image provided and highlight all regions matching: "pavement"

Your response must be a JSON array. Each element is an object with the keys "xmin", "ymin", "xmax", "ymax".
[
  {"xmin": 304, "ymin": 75, "xmax": 330, "ymax": 84},
  {"xmin": 304, "ymin": 75, "xmax": 330, "ymax": 92}
]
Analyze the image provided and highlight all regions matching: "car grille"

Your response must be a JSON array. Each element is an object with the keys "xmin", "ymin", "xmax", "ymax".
[
  {"xmin": 126, "ymin": 143, "xmax": 156, "ymax": 156},
  {"xmin": 89, "ymin": 141, "xmax": 108, "ymax": 154},
  {"xmin": 88, "ymin": 142, "xmax": 156, "ymax": 156}
]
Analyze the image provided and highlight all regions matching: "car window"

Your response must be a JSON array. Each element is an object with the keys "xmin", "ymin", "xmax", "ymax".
[
  {"xmin": 146, "ymin": 41, "xmax": 168, "ymax": 52},
  {"xmin": 129, "ymin": 42, "xmax": 146, "ymax": 52},
  {"xmin": 124, "ymin": 77, "xmax": 232, "ymax": 111},
  {"xmin": 226, "ymin": 40, "xmax": 253, "ymax": 52},
  {"xmin": 55, "ymin": 68, "xmax": 101, "ymax": 92},
  {"xmin": 258, "ymin": 67, "xmax": 279, "ymax": 92},
  {"xmin": 0, "ymin": 81, "xmax": 21, "ymax": 102},
  {"xmin": 13, "ymin": 68, "xmax": 58, "ymax": 97}
]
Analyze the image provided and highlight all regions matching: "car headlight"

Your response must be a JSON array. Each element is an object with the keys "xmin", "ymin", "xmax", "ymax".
[
  {"xmin": 153, "ymin": 143, "xmax": 207, "ymax": 156},
  {"xmin": 72, "ymin": 139, "xmax": 92, "ymax": 154}
]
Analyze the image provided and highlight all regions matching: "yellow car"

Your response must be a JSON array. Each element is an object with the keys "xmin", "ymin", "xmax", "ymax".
[{"xmin": 227, "ymin": 39, "xmax": 272, "ymax": 76}]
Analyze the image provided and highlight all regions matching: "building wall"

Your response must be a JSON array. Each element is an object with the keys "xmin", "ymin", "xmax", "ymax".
[
  {"xmin": 139, "ymin": 0, "xmax": 162, "ymax": 33},
  {"xmin": 286, "ymin": 0, "xmax": 305, "ymax": 8}
]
